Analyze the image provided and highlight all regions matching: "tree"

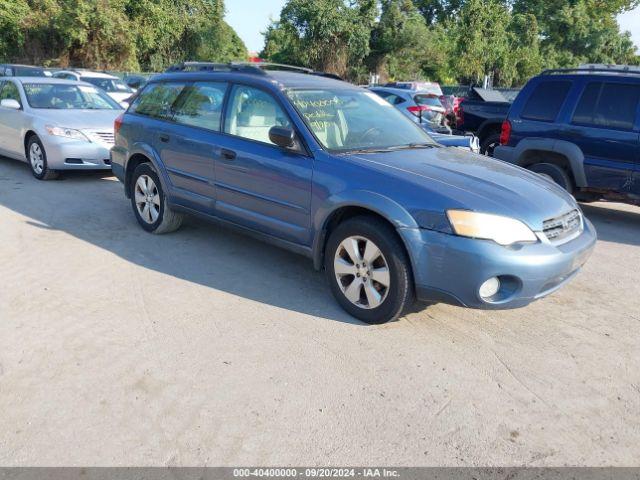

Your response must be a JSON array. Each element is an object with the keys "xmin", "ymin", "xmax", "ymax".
[
  {"xmin": 261, "ymin": 0, "xmax": 376, "ymax": 78},
  {"xmin": 513, "ymin": 0, "xmax": 639, "ymax": 66},
  {"xmin": 448, "ymin": 0, "xmax": 511, "ymax": 85},
  {"xmin": 0, "ymin": 0, "xmax": 30, "ymax": 62},
  {"xmin": 0, "ymin": 0, "xmax": 247, "ymax": 71},
  {"xmin": 412, "ymin": 0, "xmax": 464, "ymax": 25},
  {"xmin": 368, "ymin": 0, "xmax": 448, "ymax": 81}
]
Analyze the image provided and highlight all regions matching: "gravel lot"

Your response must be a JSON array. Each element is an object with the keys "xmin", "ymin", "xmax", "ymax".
[{"xmin": 0, "ymin": 157, "xmax": 639, "ymax": 467}]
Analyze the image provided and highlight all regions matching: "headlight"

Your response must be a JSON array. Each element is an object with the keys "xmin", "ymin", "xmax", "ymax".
[
  {"xmin": 447, "ymin": 210, "xmax": 537, "ymax": 246},
  {"xmin": 45, "ymin": 125, "xmax": 90, "ymax": 142}
]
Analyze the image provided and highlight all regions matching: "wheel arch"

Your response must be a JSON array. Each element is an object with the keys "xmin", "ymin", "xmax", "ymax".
[
  {"xmin": 124, "ymin": 143, "xmax": 169, "ymax": 198},
  {"xmin": 512, "ymin": 139, "xmax": 587, "ymax": 187},
  {"xmin": 311, "ymin": 192, "xmax": 418, "ymax": 272},
  {"xmin": 23, "ymin": 130, "xmax": 38, "ymax": 157}
]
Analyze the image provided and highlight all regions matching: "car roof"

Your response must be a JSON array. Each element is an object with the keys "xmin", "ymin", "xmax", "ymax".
[
  {"xmin": 153, "ymin": 69, "xmax": 359, "ymax": 91},
  {"xmin": 536, "ymin": 66, "xmax": 640, "ymax": 82},
  {"xmin": 11, "ymin": 77, "xmax": 96, "ymax": 86}
]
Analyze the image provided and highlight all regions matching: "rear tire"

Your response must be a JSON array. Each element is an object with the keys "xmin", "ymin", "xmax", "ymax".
[
  {"xmin": 27, "ymin": 135, "xmax": 59, "ymax": 180},
  {"xmin": 324, "ymin": 216, "xmax": 413, "ymax": 324},
  {"xmin": 527, "ymin": 162, "xmax": 573, "ymax": 194},
  {"xmin": 130, "ymin": 163, "xmax": 183, "ymax": 234}
]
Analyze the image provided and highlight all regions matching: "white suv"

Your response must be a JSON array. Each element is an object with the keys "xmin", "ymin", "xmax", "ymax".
[{"xmin": 53, "ymin": 70, "xmax": 134, "ymax": 106}]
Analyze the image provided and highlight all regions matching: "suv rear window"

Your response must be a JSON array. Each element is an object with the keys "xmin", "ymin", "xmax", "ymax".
[
  {"xmin": 130, "ymin": 82, "xmax": 184, "ymax": 119},
  {"xmin": 414, "ymin": 95, "xmax": 442, "ymax": 108},
  {"xmin": 521, "ymin": 81, "xmax": 571, "ymax": 122},
  {"xmin": 572, "ymin": 82, "xmax": 640, "ymax": 131}
]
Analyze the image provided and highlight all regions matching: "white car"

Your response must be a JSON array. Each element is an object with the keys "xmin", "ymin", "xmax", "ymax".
[{"xmin": 53, "ymin": 70, "xmax": 134, "ymax": 107}]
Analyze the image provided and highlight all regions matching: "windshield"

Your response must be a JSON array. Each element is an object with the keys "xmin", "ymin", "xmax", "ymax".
[
  {"xmin": 286, "ymin": 89, "xmax": 435, "ymax": 152},
  {"xmin": 83, "ymin": 77, "xmax": 133, "ymax": 93},
  {"xmin": 23, "ymin": 83, "xmax": 123, "ymax": 110}
]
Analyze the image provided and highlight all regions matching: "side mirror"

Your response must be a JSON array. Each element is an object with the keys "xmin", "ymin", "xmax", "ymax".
[
  {"xmin": 0, "ymin": 99, "xmax": 21, "ymax": 110},
  {"xmin": 269, "ymin": 126, "xmax": 295, "ymax": 148}
]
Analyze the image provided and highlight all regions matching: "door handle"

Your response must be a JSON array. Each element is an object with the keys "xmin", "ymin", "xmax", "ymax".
[
  {"xmin": 221, "ymin": 148, "xmax": 237, "ymax": 161},
  {"xmin": 159, "ymin": 134, "xmax": 170, "ymax": 143}
]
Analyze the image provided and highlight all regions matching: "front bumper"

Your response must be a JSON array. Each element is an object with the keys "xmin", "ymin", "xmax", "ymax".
[
  {"xmin": 403, "ymin": 218, "xmax": 597, "ymax": 309},
  {"xmin": 42, "ymin": 137, "xmax": 112, "ymax": 170}
]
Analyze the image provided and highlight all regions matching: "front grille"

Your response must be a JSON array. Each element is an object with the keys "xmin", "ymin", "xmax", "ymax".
[
  {"xmin": 543, "ymin": 209, "xmax": 582, "ymax": 243},
  {"xmin": 89, "ymin": 131, "xmax": 115, "ymax": 146}
]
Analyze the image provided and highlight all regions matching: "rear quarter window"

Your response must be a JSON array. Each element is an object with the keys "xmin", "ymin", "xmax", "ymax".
[
  {"xmin": 520, "ymin": 81, "xmax": 572, "ymax": 122},
  {"xmin": 572, "ymin": 82, "xmax": 640, "ymax": 131},
  {"xmin": 129, "ymin": 82, "xmax": 185, "ymax": 120}
]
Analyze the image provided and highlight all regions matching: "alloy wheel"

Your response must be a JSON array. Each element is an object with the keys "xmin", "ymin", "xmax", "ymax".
[
  {"xmin": 334, "ymin": 236, "xmax": 390, "ymax": 309},
  {"xmin": 29, "ymin": 143, "xmax": 44, "ymax": 175},
  {"xmin": 134, "ymin": 175, "xmax": 161, "ymax": 224}
]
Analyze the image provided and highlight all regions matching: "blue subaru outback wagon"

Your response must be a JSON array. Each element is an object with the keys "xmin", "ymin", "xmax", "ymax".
[{"xmin": 111, "ymin": 63, "xmax": 596, "ymax": 324}]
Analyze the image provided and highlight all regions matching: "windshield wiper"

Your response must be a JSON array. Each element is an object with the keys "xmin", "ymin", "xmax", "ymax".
[{"xmin": 338, "ymin": 142, "xmax": 438, "ymax": 155}]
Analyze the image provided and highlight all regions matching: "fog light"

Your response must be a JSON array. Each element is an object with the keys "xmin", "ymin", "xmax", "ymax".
[{"xmin": 479, "ymin": 277, "xmax": 500, "ymax": 299}]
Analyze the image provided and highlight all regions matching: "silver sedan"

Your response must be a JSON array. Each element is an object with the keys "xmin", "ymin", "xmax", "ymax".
[{"xmin": 0, "ymin": 77, "xmax": 123, "ymax": 180}]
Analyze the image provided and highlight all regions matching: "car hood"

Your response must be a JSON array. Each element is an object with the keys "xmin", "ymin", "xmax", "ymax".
[
  {"xmin": 347, "ymin": 147, "xmax": 578, "ymax": 231},
  {"xmin": 30, "ymin": 109, "xmax": 121, "ymax": 131}
]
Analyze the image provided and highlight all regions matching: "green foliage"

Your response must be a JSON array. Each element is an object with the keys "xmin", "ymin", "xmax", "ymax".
[
  {"xmin": 2, "ymin": 0, "xmax": 638, "ymax": 83},
  {"xmin": 261, "ymin": 0, "xmax": 376, "ymax": 78},
  {"xmin": 0, "ymin": 0, "xmax": 29, "ymax": 61},
  {"xmin": 513, "ymin": 0, "xmax": 639, "ymax": 67},
  {"xmin": 0, "ymin": 0, "xmax": 248, "ymax": 71},
  {"xmin": 263, "ymin": 0, "xmax": 639, "ymax": 87}
]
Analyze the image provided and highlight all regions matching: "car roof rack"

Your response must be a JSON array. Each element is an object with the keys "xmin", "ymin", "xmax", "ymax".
[
  {"xmin": 165, "ymin": 61, "xmax": 315, "ymax": 75},
  {"xmin": 541, "ymin": 64, "xmax": 640, "ymax": 76}
]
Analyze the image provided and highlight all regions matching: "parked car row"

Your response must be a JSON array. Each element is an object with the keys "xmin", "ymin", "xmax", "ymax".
[
  {"xmin": 368, "ymin": 85, "xmax": 479, "ymax": 153},
  {"xmin": 1, "ymin": 64, "xmax": 148, "ymax": 107},
  {"xmin": 8, "ymin": 61, "xmax": 640, "ymax": 324}
]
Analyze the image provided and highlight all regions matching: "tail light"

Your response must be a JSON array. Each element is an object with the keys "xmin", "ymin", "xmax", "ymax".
[
  {"xmin": 407, "ymin": 105, "xmax": 431, "ymax": 116},
  {"xmin": 499, "ymin": 120, "xmax": 512, "ymax": 145},
  {"xmin": 114, "ymin": 113, "xmax": 124, "ymax": 137}
]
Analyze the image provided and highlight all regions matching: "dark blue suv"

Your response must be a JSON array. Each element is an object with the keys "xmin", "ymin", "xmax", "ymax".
[
  {"xmin": 111, "ymin": 63, "xmax": 596, "ymax": 324},
  {"xmin": 495, "ymin": 66, "xmax": 640, "ymax": 205}
]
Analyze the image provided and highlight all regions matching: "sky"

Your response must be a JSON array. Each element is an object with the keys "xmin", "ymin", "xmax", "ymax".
[
  {"xmin": 225, "ymin": 0, "xmax": 640, "ymax": 54},
  {"xmin": 226, "ymin": 0, "xmax": 287, "ymax": 54}
]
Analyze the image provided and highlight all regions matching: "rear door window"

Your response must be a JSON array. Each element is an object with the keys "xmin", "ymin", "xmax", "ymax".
[
  {"xmin": 172, "ymin": 82, "xmax": 228, "ymax": 131},
  {"xmin": 129, "ymin": 82, "xmax": 185, "ymax": 120},
  {"xmin": 572, "ymin": 82, "xmax": 640, "ymax": 130},
  {"xmin": 520, "ymin": 81, "xmax": 572, "ymax": 122}
]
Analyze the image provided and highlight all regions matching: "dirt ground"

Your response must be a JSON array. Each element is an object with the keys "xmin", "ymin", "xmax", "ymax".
[{"xmin": 0, "ymin": 157, "xmax": 639, "ymax": 467}]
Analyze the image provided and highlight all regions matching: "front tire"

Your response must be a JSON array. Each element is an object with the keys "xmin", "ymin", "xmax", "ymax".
[
  {"xmin": 130, "ymin": 163, "xmax": 183, "ymax": 234},
  {"xmin": 325, "ymin": 216, "xmax": 413, "ymax": 324},
  {"xmin": 27, "ymin": 135, "xmax": 58, "ymax": 180}
]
